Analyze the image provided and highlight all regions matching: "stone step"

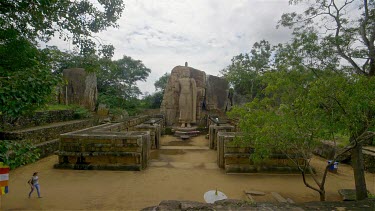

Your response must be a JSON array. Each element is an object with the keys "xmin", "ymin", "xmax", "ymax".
[
  {"xmin": 1, "ymin": 119, "xmax": 94, "ymax": 143},
  {"xmin": 35, "ymin": 138, "xmax": 60, "ymax": 158},
  {"xmin": 149, "ymin": 161, "xmax": 218, "ymax": 169},
  {"xmin": 160, "ymin": 146, "xmax": 210, "ymax": 150},
  {"xmin": 271, "ymin": 192, "xmax": 288, "ymax": 203}
]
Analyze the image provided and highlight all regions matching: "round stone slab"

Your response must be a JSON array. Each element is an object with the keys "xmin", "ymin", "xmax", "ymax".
[{"xmin": 204, "ymin": 190, "xmax": 227, "ymax": 203}]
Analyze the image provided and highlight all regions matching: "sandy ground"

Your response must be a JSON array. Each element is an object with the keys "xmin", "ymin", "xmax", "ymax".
[{"xmin": 1, "ymin": 135, "xmax": 375, "ymax": 210}]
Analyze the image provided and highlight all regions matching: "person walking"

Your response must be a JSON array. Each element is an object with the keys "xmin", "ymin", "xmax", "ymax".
[{"xmin": 28, "ymin": 172, "xmax": 42, "ymax": 198}]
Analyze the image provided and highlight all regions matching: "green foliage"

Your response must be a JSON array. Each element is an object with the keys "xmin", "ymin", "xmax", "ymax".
[
  {"xmin": 221, "ymin": 40, "xmax": 272, "ymax": 100},
  {"xmin": 154, "ymin": 73, "xmax": 170, "ymax": 92},
  {"xmin": 0, "ymin": 0, "xmax": 125, "ymax": 54},
  {"xmin": 141, "ymin": 91, "xmax": 164, "ymax": 109},
  {"xmin": 0, "ymin": 140, "xmax": 40, "ymax": 169},
  {"xmin": 279, "ymin": 0, "xmax": 375, "ymax": 76},
  {"xmin": 0, "ymin": 32, "xmax": 58, "ymax": 117},
  {"xmin": 36, "ymin": 104, "xmax": 76, "ymax": 111},
  {"xmin": 73, "ymin": 107, "xmax": 91, "ymax": 119},
  {"xmin": 0, "ymin": 0, "xmax": 125, "ymax": 118}
]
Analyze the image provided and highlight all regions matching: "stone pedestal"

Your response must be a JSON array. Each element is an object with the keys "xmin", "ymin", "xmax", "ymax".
[{"xmin": 173, "ymin": 126, "xmax": 200, "ymax": 139}]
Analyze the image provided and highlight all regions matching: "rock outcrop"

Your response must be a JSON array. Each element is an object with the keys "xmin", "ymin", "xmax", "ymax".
[
  {"xmin": 160, "ymin": 65, "xmax": 230, "ymax": 126},
  {"xmin": 160, "ymin": 65, "xmax": 206, "ymax": 126},
  {"xmin": 60, "ymin": 68, "xmax": 97, "ymax": 111}
]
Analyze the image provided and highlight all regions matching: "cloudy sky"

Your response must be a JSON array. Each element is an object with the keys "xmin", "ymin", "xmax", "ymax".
[{"xmin": 50, "ymin": 0, "xmax": 301, "ymax": 95}]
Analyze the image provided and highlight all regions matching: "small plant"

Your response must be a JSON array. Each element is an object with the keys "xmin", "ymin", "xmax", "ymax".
[
  {"xmin": 73, "ymin": 107, "xmax": 91, "ymax": 119},
  {"xmin": 0, "ymin": 140, "xmax": 40, "ymax": 169},
  {"xmin": 164, "ymin": 127, "xmax": 173, "ymax": 135}
]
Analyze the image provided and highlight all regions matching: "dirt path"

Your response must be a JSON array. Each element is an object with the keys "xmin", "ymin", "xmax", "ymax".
[{"xmin": 2, "ymin": 135, "xmax": 375, "ymax": 210}]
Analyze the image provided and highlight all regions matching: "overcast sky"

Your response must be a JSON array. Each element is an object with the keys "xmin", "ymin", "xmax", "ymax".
[{"xmin": 49, "ymin": 0, "xmax": 301, "ymax": 95}]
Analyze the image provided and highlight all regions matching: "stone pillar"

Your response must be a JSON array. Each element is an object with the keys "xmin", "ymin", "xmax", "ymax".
[
  {"xmin": 217, "ymin": 132, "xmax": 239, "ymax": 169},
  {"xmin": 209, "ymin": 124, "xmax": 235, "ymax": 149},
  {"xmin": 134, "ymin": 124, "xmax": 161, "ymax": 149}
]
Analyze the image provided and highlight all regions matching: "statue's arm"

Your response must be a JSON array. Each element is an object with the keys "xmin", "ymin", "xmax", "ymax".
[{"xmin": 190, "ymin": 78, "xmax": 196, "ymax": 88}]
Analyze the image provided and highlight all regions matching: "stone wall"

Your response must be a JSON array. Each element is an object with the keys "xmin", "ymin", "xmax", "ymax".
[
  {"xmin": 55, "ymin": 115, "xmax": 164, "ymax": 170},
  {"xmin": 363, "ymin": 148, "xmax": 375, "ymax": 173},
  {"xmin": 209, "ymin": 124, "xmax": 235, "ymax": 150},
  {"xmin": 2, "ymin": 119, "xmax": 94, "ymax": 144},
  {"xmin": 56, "ymin": 131, "xmax": 150, "ymax": 171},
  {"xmin": 134, "ymin": 118, "xmax": 164, "ymax": 149},
  {"xmin": 0, "ymin": 110, "xmax": 76, "ymax": 131},
  {"xmin": 217, "ymin": 132, "xmax": 303, "ymax": 173}
]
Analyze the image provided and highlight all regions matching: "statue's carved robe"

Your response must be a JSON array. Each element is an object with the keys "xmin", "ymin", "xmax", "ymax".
[{"xmin": 177, "ymin": 77, "xmax": 197, "ymax": 124}]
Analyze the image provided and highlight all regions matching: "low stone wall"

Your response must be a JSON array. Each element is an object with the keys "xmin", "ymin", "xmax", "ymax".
[
  {"xmin": 135, "ymin": 123, "xmax": 161, "ymax": 149},
  {"xmin": 55, "ymin": 131, "xmax": 150, "ymax": 171},
  {"xmin": 35, "ymin": 139, "xmax": 60, "ymax": 158},
  {"xmin": 0, "ymin": 110, "xmax": 76, "ymax": 131},
  {"xmin": 54, "ymin": 115, "xmax": 164, "ymax": 170},
  {"xmin": 2, "ymin": 119, "xmax": 94, "ymax": 143},
  {"xmin": 217, "ymin": 132, "xmax": 303, "ymax": 173},
  {"xmin": 363, "ymin": 148, "xmax": 375, "ymax": 173},
  {"xmin": 142, "ymin": 198, "xmax": 375, "ymax": 211},
  {"xmin": 209, "ymin": 124, "xmax": 235, "ymax": 149}
]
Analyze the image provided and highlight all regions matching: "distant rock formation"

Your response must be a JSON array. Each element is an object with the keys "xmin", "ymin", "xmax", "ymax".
[
  {"xmin": 160, "ymin": 65, "xmax": 229, "ymax": 126},
  {"xmin": 60, "ymin": 68, "xmax": 97, "ymax": 111}
]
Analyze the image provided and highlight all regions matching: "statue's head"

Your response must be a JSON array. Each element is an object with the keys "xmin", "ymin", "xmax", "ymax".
[{"xmin": 181, "ymin": 69, "xmax": 190, "ymax": 78}]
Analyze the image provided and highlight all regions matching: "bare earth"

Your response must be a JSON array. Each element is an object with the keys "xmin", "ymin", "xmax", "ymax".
[{"xmin": 2, "ymin": 135, "xmax": 375, "ymax": 210}]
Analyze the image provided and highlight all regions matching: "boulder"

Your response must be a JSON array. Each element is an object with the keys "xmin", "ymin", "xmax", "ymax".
[
  {"xmin": 61, "ymin": 68, "xmax": 97, "ymax": 111},
  {"xmin": 205, "ymin": 75, "xmax": 229, "ymax": 111}
]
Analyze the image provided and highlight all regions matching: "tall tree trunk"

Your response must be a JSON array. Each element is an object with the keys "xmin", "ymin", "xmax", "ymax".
[
  {"xmin": 351, "ymin": 141, "xmax": 368, "ymax": 200},
  {"xmin": 319, "ymin": 191, "xmax": 326, "ymax": 202}
]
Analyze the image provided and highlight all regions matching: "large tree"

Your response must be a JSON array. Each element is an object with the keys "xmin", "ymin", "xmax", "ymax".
[
  {"xmin": 221, "ymin": 40, "xmax": 272, "ymax": 101},
  {"xmin": 154, "ymin": 72, "xmax": 170, "ymax": 92},
  {"xmin": 0, "ymin": 0, "xmax": 124, "ymax": 54},
  {"xmin": 279, "ymin": 0, "xmax": 375, "ymax": 200},
  {"xmin": 0, "ymin": 0, "xmax": 125, "ymax": 117}
]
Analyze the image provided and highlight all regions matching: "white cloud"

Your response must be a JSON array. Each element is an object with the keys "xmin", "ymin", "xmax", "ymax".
[{"xmin": 46, "ymin": 0, "xmax": 299, "ymax": 95}]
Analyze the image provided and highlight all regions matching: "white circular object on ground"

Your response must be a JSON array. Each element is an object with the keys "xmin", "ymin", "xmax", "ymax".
[{"xmin": 204, "ymin": 190, "xmax": 227, "ymax": 203}]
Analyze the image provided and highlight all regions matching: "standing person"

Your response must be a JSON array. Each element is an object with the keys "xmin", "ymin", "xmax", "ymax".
[{"xmin": 28, "ymin": 172, "xmax": 42, "ymax": 198}]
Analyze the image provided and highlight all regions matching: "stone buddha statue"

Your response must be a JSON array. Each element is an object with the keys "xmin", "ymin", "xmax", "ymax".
[{"xmin": 177, "ymin": 70, "xmax": 197, "ymax": 128}]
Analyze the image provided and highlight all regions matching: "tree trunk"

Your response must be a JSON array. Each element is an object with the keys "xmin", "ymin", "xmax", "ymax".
[
  {"xmin": 319, "ymin": 191, "xmax": 326, "ymax": 201},
  {"xmin": 351, "ymin": 141, "xmax": 368, "ymax": 200}
]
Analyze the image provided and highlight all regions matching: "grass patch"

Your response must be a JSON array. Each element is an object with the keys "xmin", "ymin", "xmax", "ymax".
[{"xmin": 36, "ymin": 104, "xmax": 76, "ymax": 111}]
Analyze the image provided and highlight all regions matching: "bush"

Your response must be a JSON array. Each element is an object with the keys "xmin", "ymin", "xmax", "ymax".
[
  {"xmin": 73, "ymin": 107, "xmax": 91, "ymax": 119},
  {"xmin": 0, "ymin": 140, "xmax": 40, "ymax": 169}
]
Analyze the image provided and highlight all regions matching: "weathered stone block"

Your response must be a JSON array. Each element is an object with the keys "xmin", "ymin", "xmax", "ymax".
[
  {"xmin": 209, "ymin": 124, "xmax": 235, "ymax": 149},
  {"xmin": 61, "ymin": 68, "xmax": 97, "ymax": 111},
  {"xmin": 56, "ymin": 130, "xmax": 150, "ymax": 171}
]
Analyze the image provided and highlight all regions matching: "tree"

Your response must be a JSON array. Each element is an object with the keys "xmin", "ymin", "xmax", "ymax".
[
  {"xmin": 97, "ymin": 55, "xmax": 151, "ymax": 101},
  {"xmin": 154, "ymin": 73, "xmax": 170, "ymax": 92},
  {"xmin": 221, "ymin": 40, "xmax": 272, "ymax": 101},
  {"xmin": 279, "ymin": 0, "xmax": 375, "ymax": 200},
  {"xmin": 0, "ymin": 33, "xmax": 58, "ymax": 117},
  {"xmin": 230, "ymin": 68, "xmax": 375, "ymax": 201},
  {"xmin": 0, "ymin": 0, "xmax": 125, "ymax": 117},
  {"xmin": 0, "ymin": 0, "xmax": 124, "ymax": 54}
]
